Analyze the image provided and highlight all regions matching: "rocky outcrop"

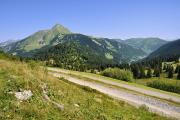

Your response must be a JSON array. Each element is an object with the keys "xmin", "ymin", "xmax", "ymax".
[{"xmin": 15, "ymin": 90, "xmax": 33, "ymax": 101}]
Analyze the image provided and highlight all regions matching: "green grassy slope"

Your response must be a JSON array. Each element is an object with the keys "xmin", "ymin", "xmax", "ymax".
[
  {"xmin": 0, "ymin": 53, "xmax": 170, "ymax": 120},
  {"xmin": 6, "ymin": 24, "xmax": 71, "ymax": 55}
]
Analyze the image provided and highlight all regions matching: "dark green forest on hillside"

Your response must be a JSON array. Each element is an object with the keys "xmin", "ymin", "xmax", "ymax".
[
  {"xmin": 34, "ymin": 41, "xmax": 115, "ymax": 71},
  {"xmin": 30, "ymin": 33, "xmax": 145, "ymax": 70}
]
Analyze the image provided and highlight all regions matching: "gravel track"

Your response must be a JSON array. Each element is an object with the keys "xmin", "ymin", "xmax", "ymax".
[
  {"xmin": 49, "ymin": 71, "xmax": 180, "ymax": 120},
  {"xmin": 48, "ymin": 67, "xmax": 180, "ymax": 103}
]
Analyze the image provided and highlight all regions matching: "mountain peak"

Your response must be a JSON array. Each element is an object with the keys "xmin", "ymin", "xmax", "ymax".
[
  {"xmin": 51, "ymin": 24, "xmax": 71, "ymax": 34},
  {"xmin": 52, "ymin": 24, "xmax": 64, "ymax": 29}
]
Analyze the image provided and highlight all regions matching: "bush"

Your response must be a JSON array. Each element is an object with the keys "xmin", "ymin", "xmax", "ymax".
[
  {"xmin": 147, "ymin": 80, "xmax": 180, "ymax": 94},
  {"xmin": 101, "ymin": 68, "xmax": 133, "ymax": 82}
]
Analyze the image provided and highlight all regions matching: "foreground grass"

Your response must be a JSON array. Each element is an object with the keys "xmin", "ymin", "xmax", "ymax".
[{"xmin": 0, "ymin": 60, "xmax": 171, "ymax": 120}]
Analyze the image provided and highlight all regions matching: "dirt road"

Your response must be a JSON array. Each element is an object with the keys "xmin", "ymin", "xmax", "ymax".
[
  {"xmin": 48, "ymin": 68, "xmax": 180, "ymax": 119},
  {"xmin": 48, "ymin": 67, "xmax": 180, "ymax": 103}
]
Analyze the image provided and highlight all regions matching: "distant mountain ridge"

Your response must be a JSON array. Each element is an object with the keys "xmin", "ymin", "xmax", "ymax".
[
  {"xmin": 122, "ymin": 38, "xmax": 167, "ymax": 54},
  {"xmin": 0, "ymin": 39, "xmax": 19, "ymax": 52},
  {"xmin": 147, "ymin": 39, "xmax": 180, "ymax": 59},
  {"xmin": 0, "ymin": 39, "xmax": 17, "ymax": 47},
  {"xmin": 0, "ymin": 24, "xmax": 172, "ymax": 67}
]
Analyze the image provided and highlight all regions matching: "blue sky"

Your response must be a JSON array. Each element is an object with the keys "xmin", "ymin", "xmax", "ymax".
[{"xmin": 0, "ymin": 0, "xmax": 180, "ymax": 42}]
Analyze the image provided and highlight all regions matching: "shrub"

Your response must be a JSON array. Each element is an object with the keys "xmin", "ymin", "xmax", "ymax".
[
  {"xmin": 167, "ymin": 66, "xmax": 174, "ymax": 78},
  {"xmin": 101, "ymin": 68, "xmax": 133, "ymax": 82},
  {"xmin": 177, "ymin": 70, "xmax": 180, "ymax": 80},
  {"xmin": 27, "ymin": 60, "xmax": 38, "ymax": 69},
  {"xmin": 147, "ymin": 80, "xmax": 180, "ymax": 93},
  {"xmin": 146, "ymin": 68, "xmax": 152, "ymax": 78},
  {"xmin": 153, "ymin": 67, "xmax": 160, "ymax": 77}
]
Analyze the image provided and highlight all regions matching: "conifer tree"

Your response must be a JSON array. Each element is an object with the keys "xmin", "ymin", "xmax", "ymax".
[
  {"xmin": 168, "ymin": 66, "xmax": 174, "ymax": 78},
  {"xmin": 163, "ymin": 64, "xmax": 167, "ymax": 71},
  {"xmin": 147, "ymin": 68, "xmax": 152, "ymax": 78},
  {"xmin": 132, "ymin": 65, "xmax": 140, "ymax": 79},
  {"xmin": 139, "ymin": 66, "xmax": 145, "ymax": 78},
  {"xmin": 177, "ymin": 69, "xmax": 180, "ymax": 80},
  {"xmin": 154, "ymin": 67, "xmax": 160, "ymax": 77},
  {"xmin": 175, "ymin": 65, "xmax": 180, "ymax": 73}
]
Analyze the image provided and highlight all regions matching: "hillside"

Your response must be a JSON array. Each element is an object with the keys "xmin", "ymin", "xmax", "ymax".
[
  {"xmin": 0, "ymin": 40, "xmax": 18, "ymax": 52},
  {"xmin": 123, "ymin": 38, "xmax": 167, "ymax": 54},
  {"xmin": 0, "ymin": 39, "xmax": 17, "ymax": 47},
  {"xmin": 1, "ymin": 24, "xmax": 146, "ymax": 66},
  {"xmin": 147, "ymin": 39, "xmax": 180, "ymax": 59},
  {"xmin": 33, "ymin": 33, "xmax": 146, "ymax": 69},
  {"xmin": 0, "ymin": 51, "xmax": 170, "ymax": 120},
  {"xmin": 5, "ymin": 24, "xmax": 71, "ymax": 55}
]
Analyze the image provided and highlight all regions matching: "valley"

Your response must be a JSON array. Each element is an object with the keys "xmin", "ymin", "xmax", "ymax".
[{"xmin": 0, "ymin": 23, "xmax": 180, "ymax": 119}]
